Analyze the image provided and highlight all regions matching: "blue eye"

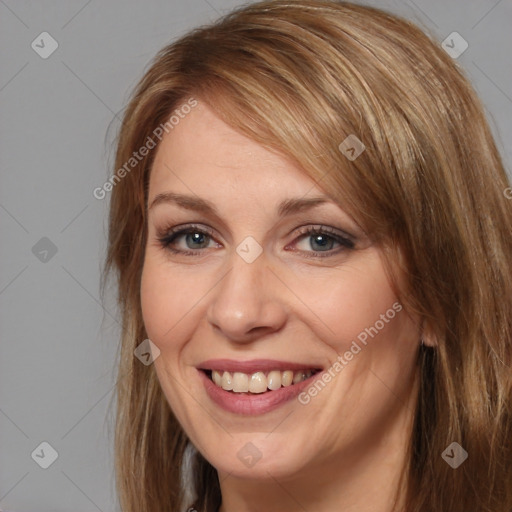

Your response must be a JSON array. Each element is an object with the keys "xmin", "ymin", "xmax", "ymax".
[
  {"xmin": 157, "ymin": 223, "xmax": 355, "ymax": 258},
  {"xmin": 157, "ymin": 224, "xmax": 217, "ymax": 255},
  {"xmin": 293, "ymin": 228, "xmax": 354, "ymax": 257}
]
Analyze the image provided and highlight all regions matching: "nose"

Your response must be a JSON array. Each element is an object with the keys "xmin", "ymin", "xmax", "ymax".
[{"xmin": 206, "ymin": 249, "xmax": 287, "ymax": 344}]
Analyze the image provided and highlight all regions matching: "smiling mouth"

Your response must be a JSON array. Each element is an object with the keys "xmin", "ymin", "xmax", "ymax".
[{"xmin": 203, "ymin": 368, "xmax": 322, "ymax": 394}]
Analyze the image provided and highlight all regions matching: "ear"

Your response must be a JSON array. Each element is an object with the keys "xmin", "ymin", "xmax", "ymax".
[{"xmin": 420, "ymin": 321, "xmax": 437, "ymax": 347}]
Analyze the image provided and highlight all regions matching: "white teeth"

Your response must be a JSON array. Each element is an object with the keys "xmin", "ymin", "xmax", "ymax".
[
  {"xmin": 221, "ymin": 371, "xmax": 233, "ymax": 391},
  {"xmin": 212, "ymin": 370, "xmax": 222, "ymax": 386},
  {"xmin": 232, "ymin": 372, "xmax": 249, "ymax": 392},
  {"xmin": 282, "ymin": 370, "xmax": 293, "ymax": 386},
  {"xmin": 210, "ymin": 369, "xmax": 316, "ymax": 393},
  {"xmin": 249, "ymin": 372, "xmax": 267, "ymax": 393},
  {"xmin": 293, "ymin": 371, "xmax": 306, "ymax": 384},
  {"xmin": 267, "ymin": 370, "xmax": 282, "ymax": 390}
]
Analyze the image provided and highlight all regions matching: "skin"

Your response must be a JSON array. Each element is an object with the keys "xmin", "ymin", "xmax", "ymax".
[{"xmin": 141, "ymin": 100, "xmax": 422, "ymax": 512}]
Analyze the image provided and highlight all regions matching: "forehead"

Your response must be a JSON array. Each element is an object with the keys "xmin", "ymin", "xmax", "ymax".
[{"xmin": 148, "ymin": 101, "xmax": 324, "ymax": 203}]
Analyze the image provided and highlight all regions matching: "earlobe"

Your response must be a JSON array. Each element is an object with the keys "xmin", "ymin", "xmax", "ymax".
[{"xmin": 420, "ymin": 322, "xmax": 437, "ymax": 347}]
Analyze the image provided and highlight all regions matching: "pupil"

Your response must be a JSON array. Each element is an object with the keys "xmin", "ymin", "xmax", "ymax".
[
  {"xmin": 312, "ymin": 234, "xmax": 331, "ymax": 250},
  {"xmin": 188, "ymin": 232, "xmax": 207, "ymax": 248}
]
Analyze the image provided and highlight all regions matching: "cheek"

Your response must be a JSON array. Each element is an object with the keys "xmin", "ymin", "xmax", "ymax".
[
  {"xmin": 291, "ymin": 253, "xmax": 402, "ymax": 352},
  {"xmin": 140, "ymin": 257, "xmax": 195, "ymax": 350},
  {"xmin": 140, "ymin": 251, "xmax": 223, "ymax": 362},
  {"xmin": 141, "ymin": 261, "xmax": 168, "ymax": 342}
]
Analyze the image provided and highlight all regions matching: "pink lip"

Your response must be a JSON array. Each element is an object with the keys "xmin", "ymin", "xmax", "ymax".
[
  {"xmin": 198, "ymin": 366, "xmax": 323, "ymax": 416},
  {"xmin": 197, "ymin": 358, "xmax": 322, "ymax": 374}
]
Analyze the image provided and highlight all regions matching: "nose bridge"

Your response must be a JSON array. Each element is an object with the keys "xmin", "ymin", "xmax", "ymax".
[{"xmin": 206, "ymin": 246, "xmax": 285, "ymax": 341}]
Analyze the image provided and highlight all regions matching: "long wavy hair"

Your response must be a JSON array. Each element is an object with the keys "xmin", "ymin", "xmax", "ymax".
[{"xmin": 103, "ymin": 1, "xmax": 512, "ymax": 511}]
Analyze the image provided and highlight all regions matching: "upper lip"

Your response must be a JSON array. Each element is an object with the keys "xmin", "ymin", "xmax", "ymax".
[{"xmin": 197, "ymin": 359, "xmax": 323, "ymax": 374}]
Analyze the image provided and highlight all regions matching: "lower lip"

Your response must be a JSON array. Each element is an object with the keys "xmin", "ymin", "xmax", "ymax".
[{"xmin": 199, "ymin": 369, "xmax": 321, "ymax": 415}]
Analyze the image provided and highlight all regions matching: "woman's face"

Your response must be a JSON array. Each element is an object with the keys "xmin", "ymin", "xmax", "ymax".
[{"xmin": 141, "ymin": 100, "xmax": 421, "ymax": 482}]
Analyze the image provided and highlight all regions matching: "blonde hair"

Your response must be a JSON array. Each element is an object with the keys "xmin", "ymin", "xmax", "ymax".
[{"xmin": 104, "ymin": 1, "xmax": 512, "ymax": 511}]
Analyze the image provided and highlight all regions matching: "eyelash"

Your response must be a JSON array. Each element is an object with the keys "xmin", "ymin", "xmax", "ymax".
[{"xmin": 156, "ymin": 223, "xmax": 355, "ymax": 258}]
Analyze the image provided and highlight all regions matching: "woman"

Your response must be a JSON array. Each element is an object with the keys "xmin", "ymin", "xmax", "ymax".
[{"xmin": 104, "ymin": 1, "xmax": 512, "ymax": 511}]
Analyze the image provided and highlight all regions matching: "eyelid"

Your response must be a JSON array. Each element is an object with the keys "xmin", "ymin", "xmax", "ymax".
[{"xmin": 292, "ymin": 224, "xmax": 355, "ymax": 243}]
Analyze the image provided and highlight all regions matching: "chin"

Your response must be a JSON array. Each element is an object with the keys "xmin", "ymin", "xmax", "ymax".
[{"xmin": 200, "ymin": 432, "xmax": 310, "ymax": 480}]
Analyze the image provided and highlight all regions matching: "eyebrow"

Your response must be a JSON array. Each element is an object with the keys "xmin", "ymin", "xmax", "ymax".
[{"xmin": 148, "ymin": 192, "xmax": 332, "ymax": 218}]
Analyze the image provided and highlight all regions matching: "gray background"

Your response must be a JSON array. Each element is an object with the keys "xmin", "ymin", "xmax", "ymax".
[{"xmin": 0, "ymin": 0, "xmax": 510, "ymax": 510}]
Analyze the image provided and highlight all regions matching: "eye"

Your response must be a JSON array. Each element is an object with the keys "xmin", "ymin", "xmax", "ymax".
[
  {"xmin": 289, "ymin": 225, "xmax": 355, "ymax": 257},
  {"xmin": 157, "ymin": 224, "xmax": 218, "ymax": 256},
  {"xmin": 156, "ymin": 223, "xmax": 355, "ymax": 258}
]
